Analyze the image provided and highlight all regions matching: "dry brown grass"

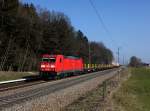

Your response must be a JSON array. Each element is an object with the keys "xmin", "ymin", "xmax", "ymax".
[
  {"xmin": 103, "ymin": 68, "xmax": 131, "ymax": 111},
  {"xmin": 0, "ymin": 71, "xmax": 37, "ymax": 81}
]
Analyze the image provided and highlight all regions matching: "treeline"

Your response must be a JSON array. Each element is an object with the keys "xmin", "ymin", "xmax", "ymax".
[
  {"xmin": 129, "ymin": 56, "xmax": 149, "ymax": 67},
  {"xmin": 129, "ymin": 56, "xmax": 142, "ymax": 67},
  {"xmin": 0, "ymin": 0, "xmax": 113, "ymax": 71}
]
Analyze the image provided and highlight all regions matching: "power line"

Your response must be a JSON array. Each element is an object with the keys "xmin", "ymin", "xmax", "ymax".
[
  {"xmin": 88, "ymin": 0, "xmax": 125, "ymax": 64},
  {"xmin": 88, "ymin": 0, "xmax": 118, "ymax": 47}
]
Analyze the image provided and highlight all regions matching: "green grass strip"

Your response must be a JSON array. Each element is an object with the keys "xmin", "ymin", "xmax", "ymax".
[{"xmin": 113, "ymin": 68, "xmax": 150, "ymax": 111}]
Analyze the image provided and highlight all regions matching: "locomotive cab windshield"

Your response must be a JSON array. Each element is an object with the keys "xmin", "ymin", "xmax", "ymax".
[
  {"xmin": 40, "ymin": 57, "xmax": 56, "ymax": 69},
  {"xmin": 42, "ymin": 58, "xmax": 56, "ymax": 63}
]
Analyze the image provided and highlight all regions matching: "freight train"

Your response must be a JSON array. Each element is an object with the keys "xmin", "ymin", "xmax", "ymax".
[{"xmin": 39, "ymin": 54, "xmax": 118, "ymax": 79}]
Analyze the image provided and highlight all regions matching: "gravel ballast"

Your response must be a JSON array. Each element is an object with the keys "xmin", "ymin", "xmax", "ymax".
[{"xmin": 2, "ymin": 69, "xmax": 119, "ymax": 111}]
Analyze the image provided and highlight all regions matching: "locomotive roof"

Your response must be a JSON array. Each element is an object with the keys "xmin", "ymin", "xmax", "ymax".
[
  {"xmin": 64, "ymin": 56, "xmax": 80, "ymax": 59},
  {"xmin": 42, "ymin": 54, "xmax": 81, "ymax": 59},
  {"xmin": 42, "ymin": 54, "xmax": 57, "ymax": 58}
]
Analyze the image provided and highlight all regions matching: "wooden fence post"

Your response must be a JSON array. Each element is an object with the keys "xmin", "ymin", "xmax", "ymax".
[{"xmin": 103, "ymin": 80, "xmax": 107, "ymax": 100}]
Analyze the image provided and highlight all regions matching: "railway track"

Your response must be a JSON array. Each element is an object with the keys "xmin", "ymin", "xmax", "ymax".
[
  {"xmin": 0, "ymin": 68, "xmax": 120, "ymax": 110},
  {"xmin": 0, "ymin": 68, "xmax": 113, "ymax": 92},
  {"xmin": 0, "ymin": 80, "xmax": 46, "ymax": 92}
]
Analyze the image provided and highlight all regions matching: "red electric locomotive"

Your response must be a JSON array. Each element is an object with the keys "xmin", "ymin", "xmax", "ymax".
[{"xmin": 39, "ymin": 54, "xmax": 84, "ymax": 78}]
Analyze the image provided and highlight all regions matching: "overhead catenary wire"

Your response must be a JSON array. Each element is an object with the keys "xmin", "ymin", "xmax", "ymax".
[
  {"xmin": 88, "ymin": 0, "xmax": 125, "ymax": 64},
  {"xmin": 88, "ymin": 0, "xmax": 118, "ymax": 47}
]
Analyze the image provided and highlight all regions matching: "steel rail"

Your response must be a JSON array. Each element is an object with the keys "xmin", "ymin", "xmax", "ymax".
[{"xmin": 0, "ymin": 68, "xmax": 120, "ymax": 110}]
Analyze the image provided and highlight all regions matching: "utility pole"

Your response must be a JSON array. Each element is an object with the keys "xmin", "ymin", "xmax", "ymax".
[
  {"xmin": 123, "ymin": 55, "xmax": 125, "ymax": 65},
  {"xmin": 117, "ymin": 47, "xmax": 120, "ymax": 65}
]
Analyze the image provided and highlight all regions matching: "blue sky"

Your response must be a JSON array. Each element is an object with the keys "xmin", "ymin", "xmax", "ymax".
[{"xmin": 22, "ymin": 0, "xmax": 150, "ymax": 63}]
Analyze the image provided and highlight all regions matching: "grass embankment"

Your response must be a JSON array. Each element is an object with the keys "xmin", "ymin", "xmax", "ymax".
[
  {"xmin": 0, "ymin": 71, "xmax": 37, "ymax": 81},
  {"xmin": 64, "ymin": 69, "xmax": 127, "ymax": 111},
  {"xmin": 113, "ymin": 68, "xmax": 150, "ymax": 111}
]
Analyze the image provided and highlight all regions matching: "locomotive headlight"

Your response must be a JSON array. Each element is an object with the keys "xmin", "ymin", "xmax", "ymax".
[
  {"xmin": 50, "ymin": 65, "xmax": 55, "ymax": 68},
  {"xmin": 41, "ymin": 65, "xmax": 45, "ymax": 68}
]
